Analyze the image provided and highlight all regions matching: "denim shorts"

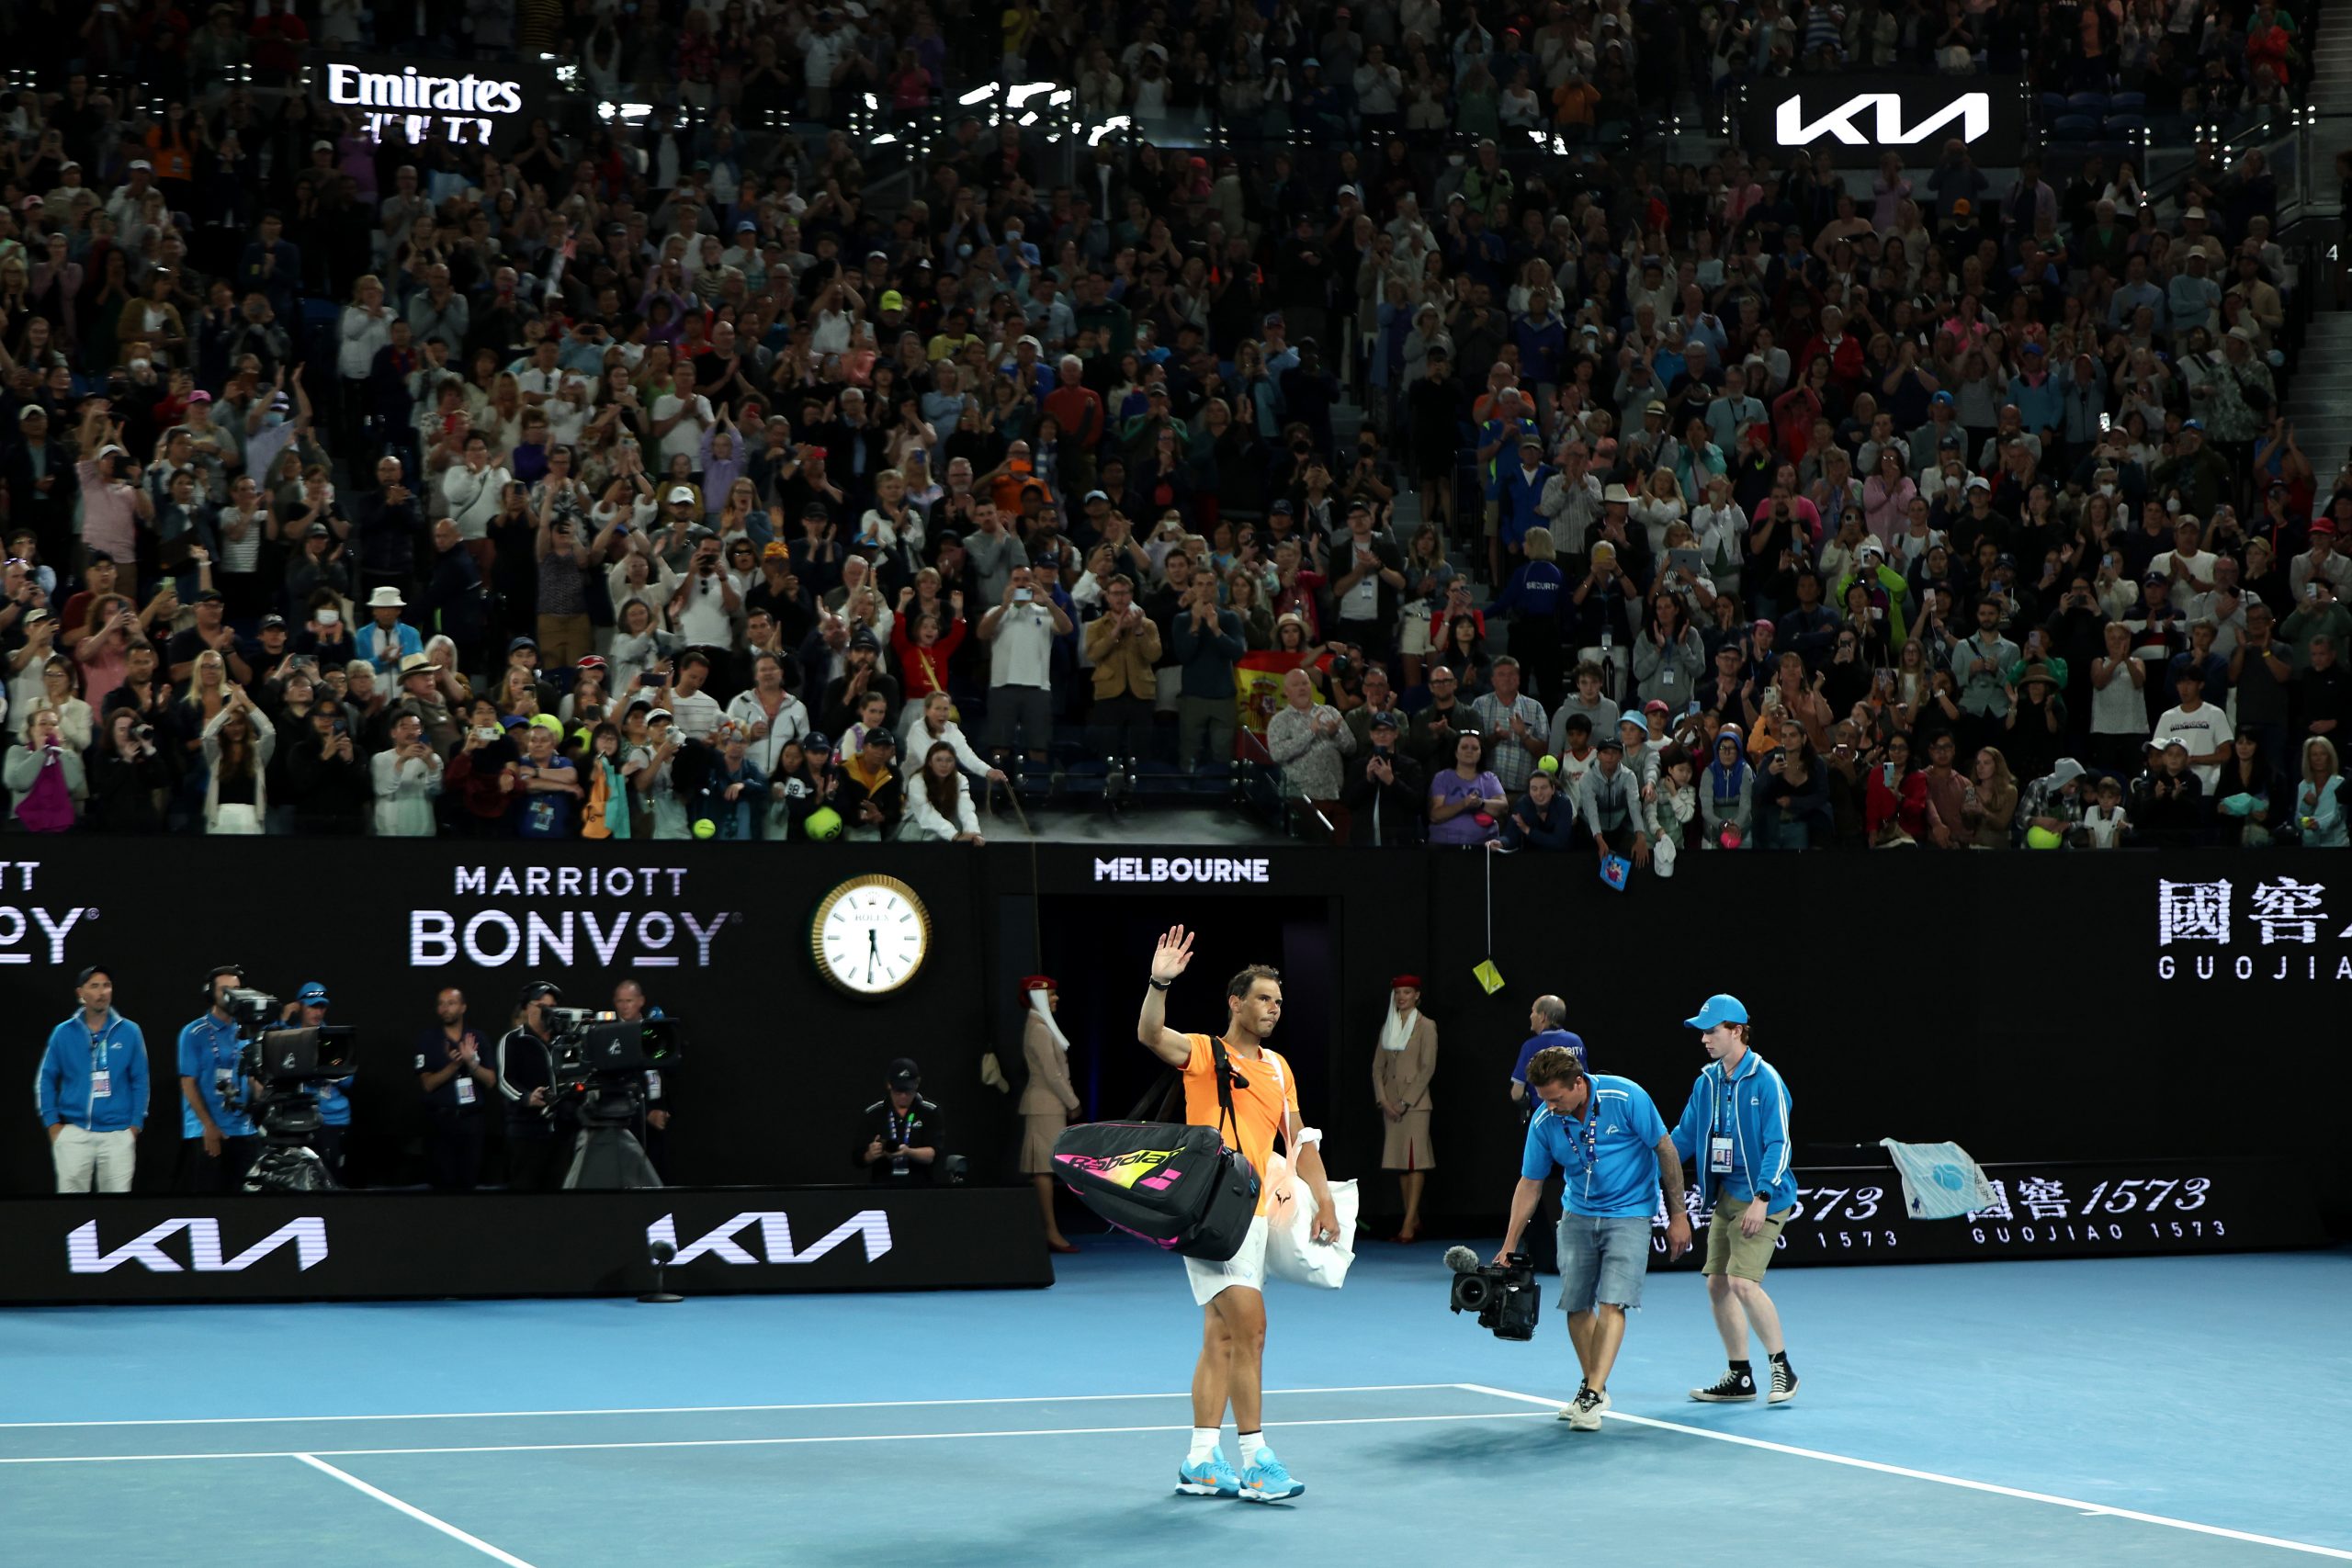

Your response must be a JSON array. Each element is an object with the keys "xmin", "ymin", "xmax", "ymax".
[{"xmin": 1556, "ymin": 1213, "xmax": 1651, "ymax": 1314}]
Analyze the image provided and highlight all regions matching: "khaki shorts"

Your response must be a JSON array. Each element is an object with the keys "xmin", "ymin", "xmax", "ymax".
[{"xmin": 1703, "ymin": 1191, "xmax": 1792, "ymax": 1281}]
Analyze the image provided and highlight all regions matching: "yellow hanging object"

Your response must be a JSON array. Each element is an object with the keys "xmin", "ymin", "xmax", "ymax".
[{"xmin": 1472, "ymin": 959, "xmax": 1506, "ymax": 996}]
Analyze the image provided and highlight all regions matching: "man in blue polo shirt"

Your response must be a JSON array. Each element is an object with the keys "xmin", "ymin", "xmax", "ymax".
[
  {"xmin": 1670, "ymin": 993, "xmax": 1800, "ymax": 1405},
  {"xmin": 179, "ymin": 964, "xmax": 260, "ymax": 1192},
  {"xmin": 36, "ymin": 964, "xmax": 149, "ymax": 1192},
  {"xmin": 1508, "ymin": 994, "xmax": 1587, "ymax": 1122},
  {"xmin": 1498, "ymin": 1044, "xmax": 1690, "ymax": 1431}
]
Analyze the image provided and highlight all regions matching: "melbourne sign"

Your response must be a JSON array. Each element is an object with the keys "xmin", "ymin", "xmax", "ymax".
[
  {"xmin": 1747, "ymin": 76, "xmax": 2023, "ymax": 166},
  {"xmin": 318, "ymin": 53, "xmax": 544, "ymax": 147}
]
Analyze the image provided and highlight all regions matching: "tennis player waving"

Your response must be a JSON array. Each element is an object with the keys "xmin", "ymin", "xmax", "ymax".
[{"xmin": 1139, "ymin": 924, "xmax": 1338, "ymax": 1503}]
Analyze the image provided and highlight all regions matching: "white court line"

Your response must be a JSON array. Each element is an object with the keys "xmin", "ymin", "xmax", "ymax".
[
  {"xmin": 1, "ymin": 1409, "xmax": 1555, "ymax": 1464},
  {"xmin": 293, "ymin": 1453, "xmax": 539, "ymax": 1568},
  {"xmin": 1456, "ymin": 1383, "xmax": 2352, "ymax": 1562},
  {"xmin": 0, "ymin": 1383, "xmax": 1460, "ymax": 1430}
]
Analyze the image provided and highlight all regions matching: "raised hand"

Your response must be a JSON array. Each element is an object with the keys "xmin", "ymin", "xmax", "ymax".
[{"xmin": 1149, "ymin": 925, "xmax": 1196, "ymax": 985}]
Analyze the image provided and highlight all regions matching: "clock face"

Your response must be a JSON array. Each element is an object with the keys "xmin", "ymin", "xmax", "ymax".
[{"xmin": 812, "ymin": 876, "xmax": 932, "ymax": 996}]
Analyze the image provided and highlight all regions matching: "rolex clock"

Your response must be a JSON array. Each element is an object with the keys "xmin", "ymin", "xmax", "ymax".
[{"xmin": 811, "ymin": 874, "xmax": 933, "ymax": 995}]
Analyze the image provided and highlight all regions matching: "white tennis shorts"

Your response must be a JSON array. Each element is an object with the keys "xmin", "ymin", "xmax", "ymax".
[{"xmin": 1182, "ymin": 1213, "xmax": 1271, "ymax": 1306}]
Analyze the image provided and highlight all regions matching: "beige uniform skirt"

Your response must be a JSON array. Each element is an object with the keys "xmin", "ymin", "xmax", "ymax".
[
  {"xmin": 1020, "ymin": 1107, "xmax": 1069, "ymax": 1175},
  {"xmin": 1382, "ymin": 1110, "xmax": 1435, "ymax": 1171}
]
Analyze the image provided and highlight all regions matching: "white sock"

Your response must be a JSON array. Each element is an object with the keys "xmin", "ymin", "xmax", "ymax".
[
  {"xmin": 1238, "ymin": 1429, "xmax": 1267, "ymax": 1464},
  {"xmin": 1188, "ymin": 1427, "xmax": 1220, "ymax": 1464}
]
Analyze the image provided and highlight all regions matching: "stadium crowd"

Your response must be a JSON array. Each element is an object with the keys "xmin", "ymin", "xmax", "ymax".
[{"xmin": 0, "ymin": 0, "xmax": 2337, "ymax": 852}]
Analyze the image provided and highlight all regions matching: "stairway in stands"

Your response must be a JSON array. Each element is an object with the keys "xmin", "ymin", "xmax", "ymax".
[
  {"xmin": 2279, "ymin": 310, "xmax": 2352, "ymax": 486},
  {"xmin": 2278, "ymin": 8, "xmax": 2352, "ymax": 468}
]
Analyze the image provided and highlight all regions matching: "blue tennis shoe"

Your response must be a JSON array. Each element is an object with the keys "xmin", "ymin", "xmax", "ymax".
[
  {"xmin": 1176, "ymin": 1446, "xmax": 1240, "ymax": 1497},
  {"xmin": 1238, "ymin": 1445, "xmax": 1304, "ymax": 1502}
]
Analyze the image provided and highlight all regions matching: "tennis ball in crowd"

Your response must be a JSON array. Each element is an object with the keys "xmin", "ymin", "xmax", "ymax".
[
  {"xmin": 1537, "ymin": 754, "xmax": 1560, "ymax": 775},
  {"xmin": 805, "ymin": 807, "xmax": 845, "ymax": 840},
  {"xmin": 2025, "ymin": 825, "xmax": 2064, "ymax": 850},
  {"xmin": 693, "ymin": 818, "xmax": 717, "ymax": 840}
]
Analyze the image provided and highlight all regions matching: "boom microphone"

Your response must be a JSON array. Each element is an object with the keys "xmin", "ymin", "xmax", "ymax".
[{"xmin": 1444, "ymin": 1245, "xmax": 1481, "ymax": 1274}]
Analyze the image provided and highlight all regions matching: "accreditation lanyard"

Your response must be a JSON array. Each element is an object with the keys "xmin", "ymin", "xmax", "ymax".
[
  {"xmin": 87, "ymin": 1021, "xmax": 111, "ymax": 1100},
  {"xmin": 1710, "ymin": 1065, "xmax": 1739, "ymax": 1179},
  {"xmin": 1566, "ymin": 1104, "xmax": 1600, "ymax": 1202},
  {"xmin": 888, "ymin": 1106, "xmax": 916, "ymax": 1173}
]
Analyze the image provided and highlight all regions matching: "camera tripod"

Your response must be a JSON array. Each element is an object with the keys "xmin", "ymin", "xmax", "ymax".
[
  {"xmin": 561, "ymin": 1088, "xmax": 662, "ymax": 1190},
  {"xmin": 243, "ymin": 1101, "xmax": 340, "ymax": 1192}
]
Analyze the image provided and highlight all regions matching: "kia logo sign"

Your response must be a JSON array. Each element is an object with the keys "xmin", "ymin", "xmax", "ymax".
[
  {"xmin": 1776, "ymin": 92, "xmax": 1987, "ymax": 147},
  {"xmin": 646, "ymin": 1210, "xmax": 894, "ymax": 1266},
  {"xmin": 66, "ymin": 1217, "xmax": 328, "ymax": 1274},
  {"xmin": 1747, "ymin": 76, "xmax": 2022, "ymax": 167}
]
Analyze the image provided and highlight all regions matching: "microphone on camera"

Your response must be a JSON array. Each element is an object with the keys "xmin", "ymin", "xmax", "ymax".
[{"xmin": 1443, "ymin": 1246, "xmax": 1481, "ymax": 1274}]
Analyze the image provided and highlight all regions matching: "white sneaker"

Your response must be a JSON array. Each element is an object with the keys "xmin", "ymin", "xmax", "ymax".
[{"xmin": 1564, "ymin": 1386, "xmax": 1609, "ymax": 1431}]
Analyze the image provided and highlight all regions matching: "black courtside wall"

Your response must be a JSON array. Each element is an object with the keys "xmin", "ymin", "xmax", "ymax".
[
  {"xmin": 6, "ymin": 843, "xmax": 2345, "ymax": 1232},
  {"xmin": 0, "ymin": 1187, "xmax": 1050, "ymax": 1304}
]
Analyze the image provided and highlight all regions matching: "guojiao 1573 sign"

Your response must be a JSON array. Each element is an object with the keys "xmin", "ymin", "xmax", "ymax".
[
  {"xmin": 2155, "ymin": 874, "xmax": 2352, "ymax": 981},
  {"xmin": 317, "ymin": 53, "xmax": 548, "ymax": 148}
]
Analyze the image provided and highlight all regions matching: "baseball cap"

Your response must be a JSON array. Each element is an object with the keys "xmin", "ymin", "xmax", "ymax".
[
  {"xmin": 1685, "ymin": 993, "xmax": 1748, "ymax": 1030},
  {"xmin": 2181, "ymin": 418, "xmax": 2204, "ymax": 432},
  {"xmin": 518, "ymin": 980, "xmax": 563, "ymax": 1003},
  {"xmin": 297, "ymin": 981, "xmax": 330, "ymax": 1005},
  {"xmin": 667, "ymin": 484, "xmax": 696, "ymax": 503},
  {"xmin": 887, "ymin": 1057, "xmax": 922, "ymax": 1089},
  {"xmin": 261, "ymin": 614, "xmax": 288, "ymax": 630},
  {"xmin": 849, "ymin": 628, "xmax": 880, "ymax": 651},
  {"xmin": 880, "ymin": 290, "xmax": 906, "ymax": 310},
  {"xmin": 802, "ymin": 730, "xmax": 833, "ymax": 752},
  {"xmin": 1597, "ymin": 732, "xmax": 1624, "ymax": 752},
  {"xmin": 1368, "ymin": 710, "xmax": 1400, "ymax": 731},
  {"xmin": 507, "ymin": 635, "xmax": 538, "ymax": 654}
]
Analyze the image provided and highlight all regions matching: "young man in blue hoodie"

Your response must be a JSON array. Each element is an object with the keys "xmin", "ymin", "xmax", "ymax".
[
  {"xmin": 37, "ymin": 964, "xmax": 149, "ymax": 1191},
  {"xmin": 1672, "ymin": 994, "xmax": 1800, "ymax": 1404}
]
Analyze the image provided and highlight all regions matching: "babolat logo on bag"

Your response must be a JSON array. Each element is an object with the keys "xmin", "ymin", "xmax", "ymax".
[{"xmin": 1054, "ymin": 1145, "xmax": 1189, "ymax": 1192}]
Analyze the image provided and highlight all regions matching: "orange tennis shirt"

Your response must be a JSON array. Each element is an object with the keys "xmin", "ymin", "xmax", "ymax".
[{"xmin": 1182, "ymin": 1033, "xmax": 1300, "ymax": 1217}]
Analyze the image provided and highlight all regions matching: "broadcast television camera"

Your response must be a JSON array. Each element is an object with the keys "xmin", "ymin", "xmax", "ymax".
[
  {"xmin": 1446, "ymin": 1247, "xmax": 1541, "ymax": 1340},
  {"xmin": 540, "ymin": 1007, "xmax": 682, "ymax": 1190},
  {"xmin": 542, "ymin": 1008, "xmax": 679, "ymax": 1112},
  {"xmin": 220, "ymin": 987, "xmax": 359, "ymax": 1193}
]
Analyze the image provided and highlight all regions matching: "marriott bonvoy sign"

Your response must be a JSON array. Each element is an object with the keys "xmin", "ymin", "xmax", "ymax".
[{"xmin": 320, "ymin": 54, "xmax": 540, "ymax": 146}]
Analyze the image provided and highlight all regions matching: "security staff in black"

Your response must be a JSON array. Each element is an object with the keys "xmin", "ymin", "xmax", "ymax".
[
  {"xmin": 611, "ymin": 977, "xmax": 673, "ymax": 1179},
  {"xmin": 496, "ymin": 981, "xmax": 574, "ymax": 1191},
  {"xmin": 415, "ymin": 987, "xmax": 495, "ymax": 1190},
  {"xmin": 855, "ymin": 1057, "xmax": 943, "ymax": 1185}
]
